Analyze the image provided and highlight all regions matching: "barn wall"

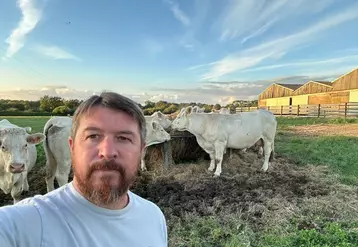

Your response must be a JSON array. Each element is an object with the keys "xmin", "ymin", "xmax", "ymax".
[
  {"xmin": 349, "ymin": 90, "xmax": 358, "ymax": 102},
  {"xmin": 266, "ymin": 97, "xmax": 291, "ymax": 106},
  {"xmin": 291, "ymin": 95, "xmax": 308, "ymax": 105},
  {"xmin": 332, "ymin": 69, "xmax": 358, "ymax": 91},
  {"xmin": 258, "ymin": 99, "xmax": 267, "ymax": 107},
  {"xmin": 308, "ymin": 91, "xmax": 350, "ymax": 105},
  {"xmin": 293, "ymin": 82, "xmax": 332, "ymax": 95},
  {"xmin": 259, "ymin": 84, "xmax": 293, "ymax": 100}
]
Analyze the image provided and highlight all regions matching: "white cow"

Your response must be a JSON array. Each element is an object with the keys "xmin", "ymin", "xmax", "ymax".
[
  {"xmin": 0, "ymin": 119, "xmax": 45, "ymax": 203},
  {"xmin": 192, "ymin": 106, "xmax": 205, "ymax": 113},
  {"xmin": 141, "ymin": 121, "xmax": 171, "ymax": 171},
  {"xmin": 145, "ymin": 111, "xmax": 172, "ymax": 130},
  {"xmin": 219, "ymin": 108, "xmax": 230, "ymax": 114},
  {"xmin": 43, "ymin": 116, "xmax": 72, "ymax": 192},
  {"xmin": 171, "ymin": 106, "xmax": 277, "ymax": 177}
]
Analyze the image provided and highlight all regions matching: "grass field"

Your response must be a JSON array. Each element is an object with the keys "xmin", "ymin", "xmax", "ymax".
[{"xmin": 1, "ymin": 116, "xmax": 358, "ymax": 246}]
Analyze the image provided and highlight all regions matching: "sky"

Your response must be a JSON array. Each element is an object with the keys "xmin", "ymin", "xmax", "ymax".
[{"xmin": 0, "ymin": 0, "xmax": 358, "ymax": 105}]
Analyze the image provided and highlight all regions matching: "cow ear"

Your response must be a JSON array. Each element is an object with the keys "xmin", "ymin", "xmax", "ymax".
[
  {"xmin": 185, "ymin": 106, "xmax": 192, "ymax": 115},
  {"xmin": 26, "ymin": 133, "xmax": 45, "ymax": 145}
]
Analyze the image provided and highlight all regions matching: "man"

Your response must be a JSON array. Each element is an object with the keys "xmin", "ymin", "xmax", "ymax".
[{"xmin": 0, "ymin": 91, "xmax": 168, "ymax": 247}]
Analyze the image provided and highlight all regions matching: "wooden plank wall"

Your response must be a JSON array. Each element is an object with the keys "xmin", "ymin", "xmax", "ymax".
[
  {"xmin": 332, "ymin": 68, "xmax": 358, "ymax": 91},
  {"xmin": 293, "ymin": 82, "xmax": 332, "ymax": 95},
  {"xmin": 259, "ymin": 84, "xmax": 293, "ymax": 100},
  {"xmin": 308, "ymin": 91, "xmax": 349, "ymax": 105}
]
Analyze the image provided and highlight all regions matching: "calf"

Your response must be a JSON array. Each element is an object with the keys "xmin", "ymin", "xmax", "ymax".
[{"xmin": 0, "ymin": 119, "xmax": 45, "ymax": 203}]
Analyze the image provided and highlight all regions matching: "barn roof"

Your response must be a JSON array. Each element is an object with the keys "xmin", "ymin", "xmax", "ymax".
[
  {"xmin": 311, "ymin": 81, "xmax": 332, "ymax": 87},
  {"xmin": 275, "ymin": 83, "xmax": 303, "ymax": 90}
]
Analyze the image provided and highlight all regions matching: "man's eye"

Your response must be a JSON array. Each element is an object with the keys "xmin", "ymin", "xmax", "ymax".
[
  {"xmin": 118, "ymin": 136, "xmax": 131, "ymax": 142},
  {"xmin": 87, "ymin": 134, "xmax": 99, "ymax": 139}
]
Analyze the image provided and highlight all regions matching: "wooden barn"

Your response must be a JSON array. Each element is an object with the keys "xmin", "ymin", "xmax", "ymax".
[{"xmin": 258, "ymin": 67, "xmax": 358, "ymax": 107}]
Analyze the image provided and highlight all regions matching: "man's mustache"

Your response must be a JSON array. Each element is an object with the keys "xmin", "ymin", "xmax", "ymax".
[{"xmin": 88, "ymin": 159, "xmax": 125, "ymax": 174}]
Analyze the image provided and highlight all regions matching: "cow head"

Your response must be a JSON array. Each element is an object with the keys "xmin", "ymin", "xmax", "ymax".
[
  {"xmin": 146, "ymin": 121, "xmax": 171, "ymax": 146},
  {"xmin": 171, "ymin": 106, "xmax": 192, "ymax": 130},
  {"xmin": 0, "ymin": 128, "xmax": 45, "ymax": 173},
  {"xmin": 151, "ymin": 111, "xmax": 172, "ymax": 130}
]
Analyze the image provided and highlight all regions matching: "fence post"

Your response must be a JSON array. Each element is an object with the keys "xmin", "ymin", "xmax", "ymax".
[
  {"xmin": 163, "ymin": 141, "xmax": 172, "ymax": 170},
  {"xmin": 280, "ymin": 105, "xmax": 283, "ymax": 116},
  {"xmin": 344, "ymin": 102, "xmax": 348, "ymax": 118},
  {"xmin": 297, "ymin": 105, "xmax": 300, "ymax": 116},
  {"xmin": 317, "ymin": 104, "xmax": 321, "ymax": 117}
]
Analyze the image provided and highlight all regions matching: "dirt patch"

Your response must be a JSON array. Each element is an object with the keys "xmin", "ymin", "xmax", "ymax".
[
  {"xmin": 132, "ymin": 153, "xmax": 338, "ymax": 231},
  {"xmin": 286, "ymin": 123, "xmax": 358, "ymax": 137}
]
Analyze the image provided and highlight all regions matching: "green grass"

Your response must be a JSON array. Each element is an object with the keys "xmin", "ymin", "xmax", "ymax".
[
  {"xmin": 276, "ymin": 131, "xmax": 358, "ymax": 186},
  {"xmin": 0, "ymin": 116, "xmax": 50, "ymax": 133},
  {"xmin": 276, "ymin": 116, "xmax": 358, "ymax": 130}
]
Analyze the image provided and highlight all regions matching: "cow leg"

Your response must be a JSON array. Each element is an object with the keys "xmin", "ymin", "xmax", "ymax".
[
  {"xmin": 56, "ymin": 161, "xmax": 71, "ymax": 187},
  {"xmin": 258, "ymin": 146, "xmax": 264, "ymax": 157},
  {"xmin": 56, "ymin": 172, "xmax": 69, "ymax": 188},
  {"xmin": 207, "ymin": 151, "xmax": 216, "ymax": 172},
  {"xmin": 45, "ymin": 164, "xmax": 56, "ymax": 192},
  {"xmin": 140, "ymin": 147, "xmax": 148, "ymax": 171},
  {"xmin": 11, "ymin": 183, "xmax": 23, "ymax": 204},
  {"xmin": 261, "ymin": 139, "xmax": 273, "ymax": 172},
  {"xmin": 22, "ymin": 174, "xmax": 29, "ymax": 191},
  {"xmin": 213, "ymin": 142, "xmax": 226, "ymax": 177}
]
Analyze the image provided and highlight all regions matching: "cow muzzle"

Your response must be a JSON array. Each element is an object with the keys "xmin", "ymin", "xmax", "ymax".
[{"xmin": 9, "ymin": 163, "xmax": 25, "ymax": 173}]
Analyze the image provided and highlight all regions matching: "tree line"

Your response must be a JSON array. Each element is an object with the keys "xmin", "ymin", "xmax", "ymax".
[{"xmin": 0, "ymin": 95, "xmax": 258, "ymax": 116}]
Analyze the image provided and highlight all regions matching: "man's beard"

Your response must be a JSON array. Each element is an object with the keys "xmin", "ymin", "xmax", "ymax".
[{"xmin": 73, "ymin": 158, "xmax": 138, "ymax": 206}]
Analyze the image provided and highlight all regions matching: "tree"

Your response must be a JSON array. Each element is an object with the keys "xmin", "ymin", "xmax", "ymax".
[{"xmin": 40, "ymin": 95, "xmax": 64, "ymax": 112}]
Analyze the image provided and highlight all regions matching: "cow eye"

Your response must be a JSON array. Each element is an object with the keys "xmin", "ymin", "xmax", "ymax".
[
  {"xmin": 1, "ymin": 146, "xmax": 5, "ymax": 151},
  {"xmin": 24, "ymin": 143, "xmax": 28, "ymax": 148}
]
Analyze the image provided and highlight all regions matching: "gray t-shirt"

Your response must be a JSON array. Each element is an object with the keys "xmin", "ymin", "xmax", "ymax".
[{"xmin": 0, "ymin": 182, "xmax": 167, "ymax": 247}]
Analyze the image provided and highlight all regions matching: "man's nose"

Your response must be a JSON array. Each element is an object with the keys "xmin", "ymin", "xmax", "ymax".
[{"xmin": 98, "ymin": 137, "xmax": 118, "ymax": 159}]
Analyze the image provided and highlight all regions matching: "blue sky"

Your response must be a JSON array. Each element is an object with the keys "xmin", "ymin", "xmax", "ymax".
[{"xmin": 0, "ymin": 0, "xmax": 358, "ymax": 104}]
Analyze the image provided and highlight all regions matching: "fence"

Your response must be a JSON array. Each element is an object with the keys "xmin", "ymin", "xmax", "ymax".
[{"xmin": 235, "ymin": 102, "xmax": 358, "ymax": 118}]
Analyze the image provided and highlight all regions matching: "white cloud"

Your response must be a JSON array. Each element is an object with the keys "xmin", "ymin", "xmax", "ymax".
[
  {"xmin": 3, "ymin": 0, "xmax": 43, "ymax": 59},
  {"xmin": 197, "ymin": 2, "xmax": 358, "ymax": 80},
  {"xmin": 216, "ymin": 0, "xmax": 336, "ymax": 42},
  {"xmin": 164, "ymin": 0, "xmax": 190, "ymax": 26},
  {"xmin": 34, "ymin": 45, "xmax": 81, "ymax": 61},
  {"xmin": 0, "ymin": 86, "xmax": 97, "ymax": 101}
]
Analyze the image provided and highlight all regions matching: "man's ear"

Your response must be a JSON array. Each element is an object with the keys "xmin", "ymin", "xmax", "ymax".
[{"xmin": 68, "ymin": 136, "xmax": 74, "ymax": 153}]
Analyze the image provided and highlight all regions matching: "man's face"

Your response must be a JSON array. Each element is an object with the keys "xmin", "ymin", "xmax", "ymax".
[{"xmin": 69, "ymin": 106, "xmax": 145, "ymax": 206}]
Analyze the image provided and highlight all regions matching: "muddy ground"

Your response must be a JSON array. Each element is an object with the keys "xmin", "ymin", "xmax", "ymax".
[{"xmin": 2, "ymin": 148, "xmax": 355, "ymax": 234}]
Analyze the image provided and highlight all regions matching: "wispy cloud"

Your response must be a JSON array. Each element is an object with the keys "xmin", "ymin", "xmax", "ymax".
[
  {"xmin": 164, "ymin": 0, "xmax": 190, "ymax": 26},
  {"xmin": 196, "ymin": 2, "xmax": 358, "ymax": 80},
  {"xmin": 3, "ymin": 0, "xmax": 43, "ymax": 59},
  {"xmin": 216, "ymin": 0, "xmax": 336, "ymax": 42},
  {"xmin": 34, "ymin": 45, "xmax": 81, "ymax": 61}
]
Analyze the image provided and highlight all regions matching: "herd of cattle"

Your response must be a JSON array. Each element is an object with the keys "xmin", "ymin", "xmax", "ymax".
[{"xmin": 0, "ymin": 105, "xmax": 277, "ymax": 204}]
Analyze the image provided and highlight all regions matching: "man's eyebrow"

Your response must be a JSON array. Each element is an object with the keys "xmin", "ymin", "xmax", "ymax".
[
  {"xmin": 83, "ymin": 127, "xmax": 135, "ymax": 136},
  {"xmin": 83, "ymin": 126, "xmax": 102, "ymax": 132}
]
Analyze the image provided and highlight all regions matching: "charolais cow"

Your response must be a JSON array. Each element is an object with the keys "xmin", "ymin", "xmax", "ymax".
[
  {"xmin": 145, "ymin": 111, "xmax": 172, "ymax": 130},
  {"xmin": 192, "ymin": 106, "xmax": 205, "ymax": 113},
  {"xmin": 219, "ymin": 108, "xmax": 230, "ymax": 114},
  {"xmin": 140, "ymin": 121, "xmax": 171, "ymax": 171},
  {"xmin": 171, "ymin": 106, "xmax": 277, "ymax": 177},
  {"xmin": 43, "ymin": 116, "xmax": 72, "ymax": 192},
  {"xmin": 0, "ymin": 119, "xmax": 45, "ymax": 203}
]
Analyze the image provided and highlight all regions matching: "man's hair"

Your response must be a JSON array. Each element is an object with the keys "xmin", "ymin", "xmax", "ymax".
[{"xmin": 70, "ymin": 91, "xmax": 146, "ymax": 143}]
